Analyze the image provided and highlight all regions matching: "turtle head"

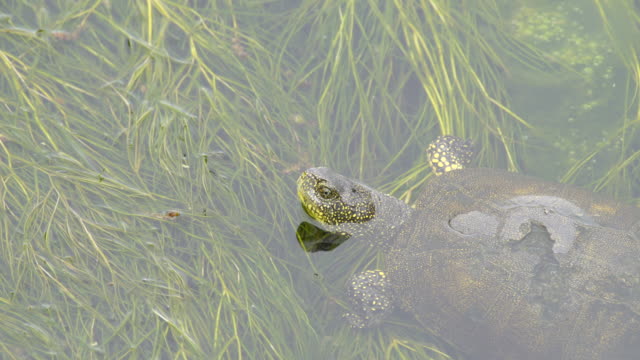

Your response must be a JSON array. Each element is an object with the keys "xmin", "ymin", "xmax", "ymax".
[
  {"xmin": 297, "ymin": 167, "xmax": 376, "ymax": 225},
  {"xmin": 297, "ymin": 167, "xmax": 410, "ymax": 240}
]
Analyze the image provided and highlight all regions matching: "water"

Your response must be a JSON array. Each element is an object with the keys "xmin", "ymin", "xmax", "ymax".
[{"xmin": 0, "ymin": 0, "xmax": 638, "ymax": 359}]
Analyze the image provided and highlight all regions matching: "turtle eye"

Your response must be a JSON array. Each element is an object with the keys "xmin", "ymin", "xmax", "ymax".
[{"xmin": 317, "ymin": 185, "xmax": 337, "ymax": 200}]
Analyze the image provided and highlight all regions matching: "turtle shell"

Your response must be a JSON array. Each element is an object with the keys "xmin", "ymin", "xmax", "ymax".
[{"xmin": 387, "ymin": 167, "xmax": 640, "ymax": 360}]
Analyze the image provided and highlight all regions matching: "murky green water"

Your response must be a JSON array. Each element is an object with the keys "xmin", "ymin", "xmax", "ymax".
[{"xmin": 0, "ymin": 0, "xmax": 638, "ymax": 359}]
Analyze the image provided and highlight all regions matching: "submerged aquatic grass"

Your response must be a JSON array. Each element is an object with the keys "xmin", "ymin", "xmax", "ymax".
[
  {"xmin": 0, "ymin": 0, "xmax": 639, "ymax": 359},
  {"xmin": 0, "ymin": 0, "xmax": 319, "ymax": 358}
]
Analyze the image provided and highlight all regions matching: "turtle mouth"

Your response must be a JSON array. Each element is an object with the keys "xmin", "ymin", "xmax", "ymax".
[
  {"xmin": 297, "ymin": 187, "xmax": 315, "ymax": 218},
  {"xmin": 297, "ymin": 171, "xmax": 324, "ymax": 222},
  {"xmin": 299, "ymin": 199, "xmax": 321, "ymax": 221}
]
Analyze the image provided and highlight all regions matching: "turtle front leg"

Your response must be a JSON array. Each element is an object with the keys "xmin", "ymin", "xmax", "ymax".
[{"xmin": 343, "ymin": 270, "xmax": 394, "ymax": 328}]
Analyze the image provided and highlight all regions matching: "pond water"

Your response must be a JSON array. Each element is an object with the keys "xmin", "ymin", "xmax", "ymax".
[{"xmin": 0, "ymin": 0, "xmax": 638, "ymax": 359}]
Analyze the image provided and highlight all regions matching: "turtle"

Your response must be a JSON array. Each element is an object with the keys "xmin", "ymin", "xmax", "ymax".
[{"xmin": 296, "ymin": 135, "xmax": 640, "ymax": 360}]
